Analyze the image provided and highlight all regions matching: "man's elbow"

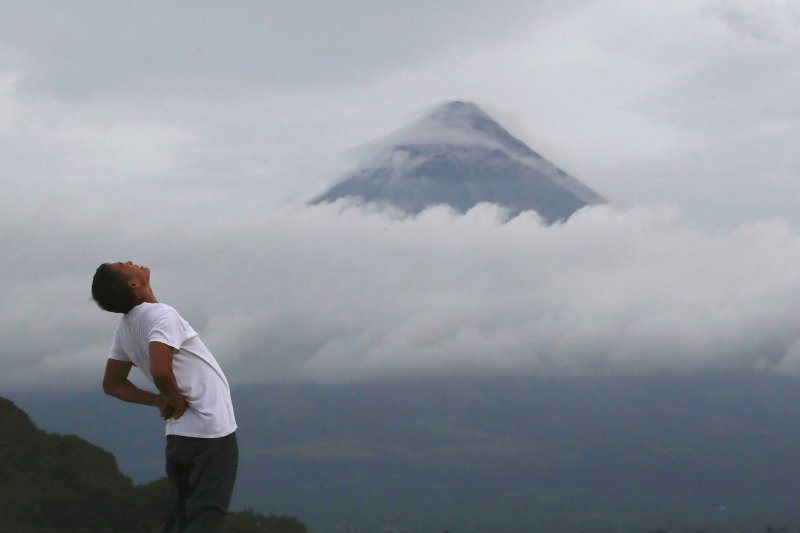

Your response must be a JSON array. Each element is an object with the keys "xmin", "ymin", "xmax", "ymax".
[{"xmin": 102, "ymin": 379, "xmax": 119, "ymax": 396}]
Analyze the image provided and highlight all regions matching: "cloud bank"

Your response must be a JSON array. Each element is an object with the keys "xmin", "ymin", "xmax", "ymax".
[{"xmin": 5, "ymin": 202, "xmax": 800, "ymax": 389}]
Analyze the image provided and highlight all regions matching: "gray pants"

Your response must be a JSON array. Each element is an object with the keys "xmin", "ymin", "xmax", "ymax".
[{"xmin": 161, "ymin": 432, "xmax": 238, "ymax": 533}]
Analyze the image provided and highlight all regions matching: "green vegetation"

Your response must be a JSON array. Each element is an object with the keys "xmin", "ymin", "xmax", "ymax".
[{"xmin": 0, "ymin": 396, "xmax": 307, "ymax": 532}]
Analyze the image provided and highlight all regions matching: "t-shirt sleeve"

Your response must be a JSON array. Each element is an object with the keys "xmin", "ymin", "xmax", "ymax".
[
  {"xmin": 148, "ymin": 306, "xmax": 196, "ymax": 350},
  {"xmin": 108, "ymin": 324, "xmax": 131, "ymax": 362}
]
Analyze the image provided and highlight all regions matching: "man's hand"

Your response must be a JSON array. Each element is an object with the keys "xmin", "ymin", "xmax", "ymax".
[
  {"xmin": 157, "ymin": 394, "xmax": 174, "ymax": 419},
  {"xmin": 171, "ymin": 395, "xmax": 189, "ymax": 420},
  {"xmin": 157, "ymin": 393, "xmax": 189, "ymax": 420}
]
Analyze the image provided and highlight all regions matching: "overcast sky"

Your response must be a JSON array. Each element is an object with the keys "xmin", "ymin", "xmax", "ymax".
[{"xmin": 2, "ymin": 0, "xmax": 800, "ymax": 390}]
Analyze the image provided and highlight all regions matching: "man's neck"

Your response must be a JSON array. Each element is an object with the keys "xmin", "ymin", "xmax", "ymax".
[{"xmin": 132, "ymin": 288, "xmax": 158, "ymax": 306}]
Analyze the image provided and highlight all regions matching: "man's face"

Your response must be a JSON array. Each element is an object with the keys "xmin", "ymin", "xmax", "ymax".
[{"xmin": 111, "ymin": 261, "xmax": 151, "ymax": 288}]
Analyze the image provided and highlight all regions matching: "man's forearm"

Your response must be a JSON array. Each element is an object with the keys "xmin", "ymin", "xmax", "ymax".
[
  {"xmin": 105, "ymin": 379, "xmax": 159, "ymax": 407},
  {"xmin": 152, "ymin": 372, "xmax": 185, "ymax": 408}
]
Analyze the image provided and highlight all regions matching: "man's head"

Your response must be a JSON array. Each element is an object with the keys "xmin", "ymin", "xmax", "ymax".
[{"xmin": 91, "ymin": 261, "xmax": 152, "ymax": 314}]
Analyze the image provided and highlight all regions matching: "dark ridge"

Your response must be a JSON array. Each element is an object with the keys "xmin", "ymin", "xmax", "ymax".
[{"xmin": 0, "ymin": 396, "xmax": 308, "ymax": 532}]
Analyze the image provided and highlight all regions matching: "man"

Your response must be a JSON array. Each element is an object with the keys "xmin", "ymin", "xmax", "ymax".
[{"xmin": 92, "ymin": 260, "xmax": 238, "ymax": 532}]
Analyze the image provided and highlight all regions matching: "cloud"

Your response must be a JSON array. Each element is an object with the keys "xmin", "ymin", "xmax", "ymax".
[
  {"xmin": 0, "ymin": 0, "xmax": 546, "ymax": 99},
  {"xmin": 5, "ymin": 201, "xmax": 800, "ymax": 390},
  {"xmin": 704, "ymin": 0, "xmax": 800, "ymax": 43}
]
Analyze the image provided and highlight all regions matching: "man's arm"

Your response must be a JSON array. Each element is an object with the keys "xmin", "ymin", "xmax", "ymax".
[
  {"xmin": 102, "ymin": 359, "xmax": 160, "ymax": 407},
  {"xmin": 149, "ymin": 341, "xmax": 188, "ymax": 419}
]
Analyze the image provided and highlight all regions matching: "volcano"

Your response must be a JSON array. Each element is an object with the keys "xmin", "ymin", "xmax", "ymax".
[{"xmin": 312, "ymin": 101, "xmax": 605, "ymax": 223}]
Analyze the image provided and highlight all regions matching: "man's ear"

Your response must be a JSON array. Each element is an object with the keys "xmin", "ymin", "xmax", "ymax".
[{"xmin": 127, "ymin": 278, "xmax": 140, "ymax": 289}]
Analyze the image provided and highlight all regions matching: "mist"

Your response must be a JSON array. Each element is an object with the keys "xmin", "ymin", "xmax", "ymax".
[{"xmin": 5, "ymin": 200, "xmax": 800, "ymax": 389}]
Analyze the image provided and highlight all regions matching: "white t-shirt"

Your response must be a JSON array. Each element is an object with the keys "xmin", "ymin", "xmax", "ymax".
[{"xmin": 108, "ymin": 302, "xmax": 237, "ymax": 438}]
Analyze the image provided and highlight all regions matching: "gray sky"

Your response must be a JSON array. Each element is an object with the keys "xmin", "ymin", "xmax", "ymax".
[{"xmin": 2, "ymin": 0, "xmax": 800, "ymax": 390}]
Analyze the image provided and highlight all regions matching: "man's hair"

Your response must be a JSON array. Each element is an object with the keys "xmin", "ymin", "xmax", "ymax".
[{"xmin": 91, "ymin": 263, "xmax": 135, "ymax": 314}]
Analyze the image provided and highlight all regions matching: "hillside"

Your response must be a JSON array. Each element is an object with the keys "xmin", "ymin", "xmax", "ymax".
[{"xmin": 0, "ymin": 396, "xmax": 307, "ymax": 533}]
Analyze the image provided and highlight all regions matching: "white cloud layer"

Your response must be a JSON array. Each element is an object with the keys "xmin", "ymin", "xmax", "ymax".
[{"xmin": 5, "ymin": 202, "xmax": 800, "ymax": 389}]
